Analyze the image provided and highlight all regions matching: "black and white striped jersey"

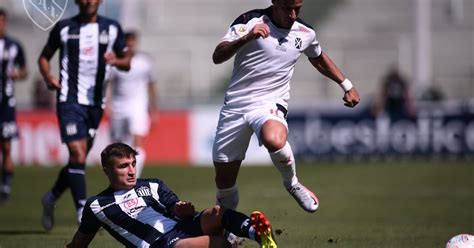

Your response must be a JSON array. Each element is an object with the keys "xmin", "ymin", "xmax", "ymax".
[
  {"xmin": 79, "ymin": 179, "xmax": 180, "ymax": 247},
  {"xmin": 46, "ymin": 15, "xmax": 127, "ymax": 107},
  {"xmin": 0, "ymin": 36, "xmax": 25, "ymax": 107}
]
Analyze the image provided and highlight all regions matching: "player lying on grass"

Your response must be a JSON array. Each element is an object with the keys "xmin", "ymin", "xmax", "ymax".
[{"xmin": 66, "ymin": 143, "xmax": 277, "ymax": 248}]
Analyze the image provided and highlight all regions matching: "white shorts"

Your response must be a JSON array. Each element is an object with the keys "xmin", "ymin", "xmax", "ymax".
[
  {"xmin": 110, "ymin": 111, "xmax": 151, "ymax": 143},
  {"xmin": 212, "ymin": 103, "xmax": 288, "ymax": 163}
]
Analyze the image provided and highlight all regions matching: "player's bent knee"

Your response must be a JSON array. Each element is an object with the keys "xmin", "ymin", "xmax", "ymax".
[{"xmin": 201, "ymin": 206, "xmax": 224, "ymax": 235}]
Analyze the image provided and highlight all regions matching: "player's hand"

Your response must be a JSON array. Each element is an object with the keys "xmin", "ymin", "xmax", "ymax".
[
  {"xmin": 45, "ymin": 74, "xmax": 61, "ymax": 90},
  {"xmin": 248, "ymin": 22, "xmax": 270, "ymax": 39},
  {"xmin": 104, "ymin": 52, "xmax": 118, "ymax": 65},
  {"xmin": 343, "ymin": 88, "xmax": 360, "ymax": 108},
  {"xmin": 173, "ymin": 201, "xmax": 195, "ymax": 219},
  {"xmin": 7, "ymin": 69, "xmax": 20, "ymax": 80}
]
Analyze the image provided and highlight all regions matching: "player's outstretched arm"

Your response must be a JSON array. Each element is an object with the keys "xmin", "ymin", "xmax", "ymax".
[
  {"xmin": 65, "ymin": 231, "xmax": 96, "ymax": 248},
  {"xmin": 309, "ymin": 52, "xmax": 360, "ymax": 108},
  {"xmin": 212, "ymin": 23, "xmax": 270, "ymax": 64}
]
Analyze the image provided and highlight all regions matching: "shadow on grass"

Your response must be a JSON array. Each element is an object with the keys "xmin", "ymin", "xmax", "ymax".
[{"xmin": 0, "ymin": 230, "xmax": 46, "ymax": 235}]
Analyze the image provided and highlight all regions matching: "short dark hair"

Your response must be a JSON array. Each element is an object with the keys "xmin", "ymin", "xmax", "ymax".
[
  {"xmin": 124, "ymin": 31, "xmax": 137, "ymax": 41},
  {"xmin": 101, "ymin": 143, "xmax": 138, "ymax": 168},
  {"xmin": 0, "ymin": 8, "xmax": 7, "ymax": 18}
]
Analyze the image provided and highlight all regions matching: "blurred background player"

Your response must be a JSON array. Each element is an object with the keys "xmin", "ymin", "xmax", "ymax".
[
  {"xmin": 37, "ymin": 0, "xmax": 130, "ymax": 231},
  {"xmin": 371, "ymin": 66, "xmax": 416, "ymax": 120},
  {"xmin": 107, "ymin": 31, "xmax": 158, "ymax": 178},
  {"xmin": 66, "ymin": 143, "xmax": 277, "ymax": 248},
  {"xmin": 0, "ymin": 8, "xmax": 28, "ymax": 202},
  {"xmin": 212, "ymin": 0, "xmax": 360, "ymax": 213}
]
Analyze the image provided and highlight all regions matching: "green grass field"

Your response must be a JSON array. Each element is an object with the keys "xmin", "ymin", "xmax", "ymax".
[{"xmin": 0, "ymin": 161, "xmax": 473, "ymax": 248}]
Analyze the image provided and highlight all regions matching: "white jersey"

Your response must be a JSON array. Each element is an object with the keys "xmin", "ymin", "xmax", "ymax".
[
  {"xmin": 220, "ymin": 7, "xmax": 322, "ymax": 113},
  {"xmin": 109, "ymin": 52, "xmax": 155, "ymax": 115}
]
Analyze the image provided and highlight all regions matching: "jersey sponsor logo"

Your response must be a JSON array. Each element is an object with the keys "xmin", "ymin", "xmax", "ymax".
[
  {"xmin": 295, "ymin": 37, "xmax": 302, "ymax": 49},
  {"xmin": 136, "ymin": 186, "xmax": 152, "ymax": 197},
  {"xmin": 23, "ymin": 0, "xmax": 68, "ymax": 31},
  {"xmin": 68, "ymin": 34, "xmax": 80, "ymax": 40},
  {"xmin": 81, "ymin": 47, "xmax": 95, "ymax": 56},
  {"xmin": 123, "ymin": 198, "xmax": 139, "ymax": 209}
]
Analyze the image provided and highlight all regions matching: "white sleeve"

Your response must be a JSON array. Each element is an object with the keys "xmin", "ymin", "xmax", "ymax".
[
  {"xmin": 303, "ymin": 31, "xmax": 322, "ymax": 58},
  {"xmin": 221, "ymin": 23, "xmax": 249, "ymax": 42},
  {"xmin": 145, "ymin": 55, "xmax": 156, "ymax": 83}
]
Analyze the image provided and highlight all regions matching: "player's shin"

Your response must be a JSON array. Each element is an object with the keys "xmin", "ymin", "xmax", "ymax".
[
  {"xmin": 66, "ymin": 163, "xmax": 87, "ymax": 221},
  {"xmin": 216, "ymin": 184, "xmax": 239, "ymax": 210},
  {"xmin": 269, "ymin": 142, "xmax": 298, "ymax": 188}
]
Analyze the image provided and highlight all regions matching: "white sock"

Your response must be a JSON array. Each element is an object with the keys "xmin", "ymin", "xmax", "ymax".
[
  {"xmin": 216, "ymin": 184, "xmax": 239, "ymax": 210},
  {"xmin": 135, "ymin": 147, "xmax": 146, "ymax": 178},
  {"xmin": 269, "ymin": 142, "xmax": 298, "ymax": 188}
]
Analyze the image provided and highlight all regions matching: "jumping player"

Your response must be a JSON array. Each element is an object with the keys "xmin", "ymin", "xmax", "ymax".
[{"xmin": 212, "ymin": 0, "xmax": 360, "ymax": 213}]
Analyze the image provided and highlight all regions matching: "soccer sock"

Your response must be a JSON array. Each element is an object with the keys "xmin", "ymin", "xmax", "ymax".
[
  {"xmin": 51, "ymin": 166, "xmax": 70, "ymax": 198},
  {"xmin": 66, "ymin": 163, "xmax": 87, "ymax": 211},
  {"xmin": 269, "ymin": 142, "xmax": 298, "ymax": 189},
  {"xmin": 221, "ymin": 209, "xmax": 259, "ymax": 243},
  {"xmin": 216, "ymin": 184, "xmax": 239, "ymax": 210},
  {"xmin": 135, "ymin": 147, "xmax": 146, "ymax": 178},
  {"xmin": 1, "ymin": 170, "xmax": 13, "ymax": 188}
]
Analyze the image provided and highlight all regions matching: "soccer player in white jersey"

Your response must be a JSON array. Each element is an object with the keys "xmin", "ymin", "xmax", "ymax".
[
  {"xmin": 66, "ymin": 143, "xmax": 277, "ymax": 248},
  {"xmin": 38, "ymin": 0, "xmax": 131, "ymax": 231},
  {"xmin": 0, "ymin": 8, "xmax": 28, "ymax": 203},
  {"xmin": 107, "ymin": 31, "xmax": 158, "ymax": 178},
  {"xmin": 212, "ymin": 0, "xmax": 360, "ymax": 213}
]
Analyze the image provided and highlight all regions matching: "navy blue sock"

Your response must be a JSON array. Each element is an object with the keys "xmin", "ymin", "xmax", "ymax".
[
  {"xmin": 67, "ymin": 163, "xmax": 87, "ymax": 210},
  {"xmin": 1, "ymin": 170, "xmax": 13, "ymax": 187},
  {"xmin": 221, "ymin": 209, "xmax": 259, "ymax": 243},
  {"xmin": 51, "ymin": 166, "xmax": 69, "ymax": 198}
]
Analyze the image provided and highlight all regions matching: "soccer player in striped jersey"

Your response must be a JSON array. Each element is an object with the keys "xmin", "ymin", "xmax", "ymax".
[
  {"xmin": 38, "ymin": 0, "xmax": 131, "ymax": 231},
  {"xmin": 212, "ymin": 0, "xmax": 360, "ymax": 213},
  {"xmin": 0, "ymin": 8, "xmax": 28, "ymax": 203},
  {"xmin": 66, "ymin": 143, "xmax": 277, "ymax": 248}
]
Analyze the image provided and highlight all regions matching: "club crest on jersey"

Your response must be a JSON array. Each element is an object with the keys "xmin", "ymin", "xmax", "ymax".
[
  {"xmin": 23, "ymin": 0, "xmax": 68, "ymax": 31},
  {"xmin": 295, "ymin": 37, "xmax": 302, "ymax": 49},
  {"xmin": 136, "ymin": 186, "xmax": 152, "ymax": 197},
  {"xmin": 99, "ymin": 30, "xmax": 109, "ymax": 44}
]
